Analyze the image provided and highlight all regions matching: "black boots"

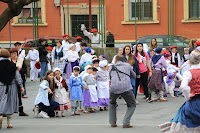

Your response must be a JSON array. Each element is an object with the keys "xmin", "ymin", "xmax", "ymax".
[{"xmin": 19, "ymin": 106, "xmax": 29, "ymax": 116}]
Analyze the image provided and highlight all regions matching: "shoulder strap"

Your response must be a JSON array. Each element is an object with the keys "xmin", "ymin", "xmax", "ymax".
[
  {"xmin": 110, "ymin": 65, "xmax": 132, "ymax": 81},
  {"xmin": 18, "ymin": 50, "xmax": 22, "ymax": 55}
]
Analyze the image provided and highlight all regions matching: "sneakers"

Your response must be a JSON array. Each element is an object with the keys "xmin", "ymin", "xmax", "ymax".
[
  {"xmin": 38, "ymin": 111, "xmax": 49, "ymax": 118},
  {"xmin": 34, "ymin": 107, "xmax": 39, "ymax": 118},
  {"xmin": 135, "ymin": 100, "xmax": 139, "ymax": 105}
]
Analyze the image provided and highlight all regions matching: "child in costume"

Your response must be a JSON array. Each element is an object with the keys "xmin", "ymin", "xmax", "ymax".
[
  {"xmin": 164, "ymin": 73, "xmax": 176, "ymax": 98},
  {"xmin": 53, "ymin": 68, "xmax": 71, "ymax": 117},
  {"xmin": 68, "ymin": 66, "xmax": 84, "ymax": 116},
  {"xmin": 96, "ymin": 60, "xmax": 109, "ymax": 111},
  {"xmin": 82, "ymin": 65, "xmax": 98, "ymax": 113}
]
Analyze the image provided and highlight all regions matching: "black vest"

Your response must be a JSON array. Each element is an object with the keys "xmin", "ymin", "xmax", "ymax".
[{"xmin": 171, "ymin": 52, "xmax": 178, "ymax": 66}]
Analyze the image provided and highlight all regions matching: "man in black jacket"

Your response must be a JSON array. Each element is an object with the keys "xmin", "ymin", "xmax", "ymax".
[
  {"xmin": 106, "ymin": 31, "xmax": 115, "ymax": 47},
  {"xmin": 38, "ymin": 39, "xmax": 48, "ymax": 80}
]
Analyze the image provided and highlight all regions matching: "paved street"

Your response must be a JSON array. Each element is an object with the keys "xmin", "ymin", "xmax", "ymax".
[{"xmin": 1, "ymin": 79, "xmax": 185, "ymax": 133}]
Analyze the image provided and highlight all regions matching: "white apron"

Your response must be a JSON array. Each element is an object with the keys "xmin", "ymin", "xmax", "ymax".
[
  {"xmin": 88, "ymin": 85, "xmax": 98, "ymax": 102},
  {"xmin": 97, "ymin": 81, "xmax": 109, "ymax": 99},
  {"xmin": 54, "ymin": 88, "xmax": 70, "ymax": 104}
]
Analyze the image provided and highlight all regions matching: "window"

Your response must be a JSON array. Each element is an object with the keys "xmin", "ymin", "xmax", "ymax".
[
  {"xmin": 189, "ymin": 0, "xmax": 200, "ymax": 19},
  {"xmin": 71, "ymin": 15, "xmax": 98, "ymax": 43},
  {"xmin": 18, "ymin": 1, "xmax": 42, "ymax": 24},
  {"xmin": 129, "ymin": 0, "xmax": 153, "ymax": 20}
]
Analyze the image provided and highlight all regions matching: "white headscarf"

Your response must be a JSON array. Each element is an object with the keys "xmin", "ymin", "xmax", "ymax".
[{"xmin": 99, "ymin": 60, "xmax": 108, "ymax": 68}]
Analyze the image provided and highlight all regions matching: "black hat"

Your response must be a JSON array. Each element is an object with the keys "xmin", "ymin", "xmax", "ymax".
[
  {"xmin": 92, "ymin": 67, "xmax": 98, "ymax": 72},
  {"xmin": 14, "ymin": 42, "xmax": 22, "ymax": 46}
]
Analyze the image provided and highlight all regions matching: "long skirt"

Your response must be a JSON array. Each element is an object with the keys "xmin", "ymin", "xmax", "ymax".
[
  {"xmin": 97, "ymin": 81, "xmax": 109, "ymax": 107},
  {"xmin": 0, "ymin": 82, "xmax": 18, "ymax": 115},
  {"xmin": 53, "ymin": 88, "xmax": 71, "ymax": 111},
  {"xmin": 53, "ymin": 58, "xmax": 65, "ymax": 74},
  {"xmin": 83, "ymin": 89, "xmax": 98, "ymax": 107},
  {"xmin": 158, "ymin": 95, "xmax": 200, "ymax": 133},
  {"xmin": 148, "ymin": 69, "xmax": 164, "ymax": 91},
  {"xmin": 65, "ymin": 60, "xmax": 79, "ymax": 83}
]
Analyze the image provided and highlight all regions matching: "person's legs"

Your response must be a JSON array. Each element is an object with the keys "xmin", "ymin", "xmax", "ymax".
[
  {"xmin": 48, "ymin": 101, "xmax": 59, "ymax": 117},
  {"xmin": 169, "ymin": 82, "xmax": 175, "ymax": 97},
  {"xmin": 140, "ymin": 72, "xmax": 149, "ymax": 99},
  {"xmin": 22, "ymin": 80, "xmax": 27, "ymax": 96},
  {"xmin": 0, "ymin": 115, "xmax": 2, "ymax": 129},
  {"xmin": 131, "ymin": 78, "xmax": 136, "ymax": 96},
  {"xmin": 121, "ymin": 90, "xmax": 136, "ymax": 126},
  {"xmin": 40, "ymin": 62, "xmax": 45, "ymax": 80},
  {"xmin": 30, "ymin": 61, "xmax": 35, "ymax": 80},
  {"xmin": 7, "ymin": 115, "xmax": 13, "ymax": 128},
  {"xmin": 135, "ymin": 78, "xmax": 140, "ymax": 98},
  {"xmin": 109, "ymin": 92, "xmax": 120, "ymax": 125}
]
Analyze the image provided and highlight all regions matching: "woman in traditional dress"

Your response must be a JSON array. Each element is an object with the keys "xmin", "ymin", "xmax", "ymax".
[
  {"xmin": 52, "ymin": 40, "xmax": 66, "ymax": 73},
  {"xmin": 159, "ymin": 52, "xmax": 200, "ymax": 132},
  {"xmin": 0, "ymin": 49, "xmax": 24, "ymax": 129},
  {"xmin": 148, "ymin": 47, "xmax": 168, "ymax": 102},
  {"xmin": 9, "ymin": 48, "xmax": 28, "ymax": 116},
  {"xmin": 65, "ymin": 44, "xmax": 79, "ymax": 83}
]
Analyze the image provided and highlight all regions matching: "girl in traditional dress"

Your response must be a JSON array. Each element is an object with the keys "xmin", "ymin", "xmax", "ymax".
[
  {"xmin": 148, "ymin": 47, "xmax": 168, "ymax": 102},
  {"xmin": 34, "ymin": 70, "xmax": 60, "ymax": 118},
  {"xmin": 68, "ymin": 66, "xmax": 84, "ymax": 116},
  {"xmin": 79, "ymin": 47, "xmax": 93, "ymax": 70},
  {"xmin": 65, "ymin": 44, "xmax": 79, "ymax": 83},
  {"xmin": 99, "ymin": 55, "xmax": 105, "ymax": 61},
  {"xmin": 53, "ymin": 68, "xmax": 71, "ymax": 117},
  {"xmin": 82, "ymin": 65, "xmax": 98, "ymax": 113},
  {"xmin": 0, "ymin": 49, "xmax": 24, "ymax": 129},
  {"xmin": 159, "ymin": 52, "xmax": 200, "ymax": 133},
  {"xmin": 96, "ymin": 60, "xmax": 109, "ymax": 111},
  {"xmin": 164, "ymin": 73, "xmax": 176, "ymax": 98},
  {"xmin": 52, "ymin": 40, "xmax": 66, "ymax": 73}
]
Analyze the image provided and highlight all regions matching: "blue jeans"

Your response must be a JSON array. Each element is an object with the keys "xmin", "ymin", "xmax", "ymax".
[
  {"xmin": 38, "ymin": 100, "xmax": 60, "ymax": 117},
  {"xmin": 131, "ymin": 78, "xmax": 136, "ymax": 97},
  {"xmin": 40, "ymin": 62, "xmax": 48, "ymax": 80}
]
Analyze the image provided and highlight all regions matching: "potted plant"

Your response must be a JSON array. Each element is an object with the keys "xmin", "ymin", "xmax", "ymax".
[
  {"xmin": 18, "ymin": 17, "xmax": 23, "ymax": 23},
  {"xmin": 19, "ymin": 17, "xmax": 27, "ymax": 23},
  {"xmin": 27, "ymin": 15, "xmax": 33, "ymax": 23}
]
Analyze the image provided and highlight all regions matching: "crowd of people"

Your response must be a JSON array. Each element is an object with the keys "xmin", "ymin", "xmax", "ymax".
[{"xmin": 0, "ymin": 31, "xmax": 200, "ymax": 131}]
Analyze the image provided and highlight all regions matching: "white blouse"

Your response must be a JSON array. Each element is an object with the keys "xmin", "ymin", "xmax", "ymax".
[
  {"xmin": 180, "ymin": 64, "xmax": 200, "ymax": 101},
  {"xmin": 67, "ymin": 50, "xmax": 79, "ymax": 62}
]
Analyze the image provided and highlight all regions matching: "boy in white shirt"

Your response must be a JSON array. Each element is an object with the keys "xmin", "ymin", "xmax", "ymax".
[{"xmin": 25, "ymin": 44, "xmax": 39, "ymax": 81}]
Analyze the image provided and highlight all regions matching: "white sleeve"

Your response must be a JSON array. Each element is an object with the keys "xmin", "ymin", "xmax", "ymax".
[
  {"xmin": 79, "ymin": 55, "xmax": 85, "ymax": 67},
  {"xmin": 180, "ymin": 71, "xmax": 192, "ymax": 101},
  {"xmin": 83, "ymin": 30, "xmax": 93, "ymax": 39},
  {"xmin": 177, "ymin": 53, "xmax": 181, "ymax": 67},
  {"xmin": 19, "ymin": 50, "xmax": 26, "ymax": 58},
  {"xmin": 25, "ymin": 51, "xmax": 30, "ymax": 60},
  {"xmin": 112, "ymin": 55, "xmax": 116, "ymax": 64},
  {"xmin": 51, "ymin": 47, "xmax": 55, "ymax": 63},
  {"xmin": 181, "ymin": 60, "xmax": 189, "ymax": 68},
  {"xmin": 36, "ymin": 50, "xmax": 39, "ymax": 62}
]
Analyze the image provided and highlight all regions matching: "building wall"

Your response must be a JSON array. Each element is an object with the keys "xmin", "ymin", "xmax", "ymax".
[
  {"xmin": 1, "ymin": 0, "xmax": 200, "ymax": 44},
  {"xmin": 0, "ymin": 1, "xmax": 62, "ymax": 43}
]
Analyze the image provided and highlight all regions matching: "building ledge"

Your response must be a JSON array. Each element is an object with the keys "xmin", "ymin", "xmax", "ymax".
[
  {"xmin": 11, "ymin": 23, "xmax": 48, "ymax": 26},
  {"xmin": 121, "ymin": 20, "xmax": 159, "ymax": 25},
  {"xmin": 181, "ymin": 19, "xmax": 200, "ymax": 23}
]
